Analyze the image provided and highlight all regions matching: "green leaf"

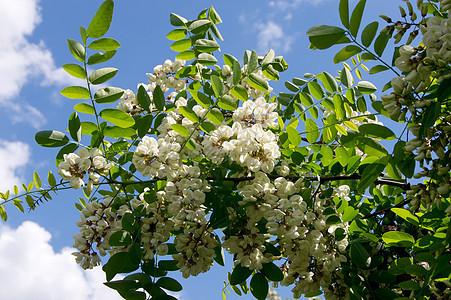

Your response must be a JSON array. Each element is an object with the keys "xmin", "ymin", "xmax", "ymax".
[
  {"xmin": 374, "ymin": 31, "xmax": 390, "ymax": 57},
  {"xmin": 391, "ymin": 208, "xmax": 419, "ymax": 226},
  {"xmin": 342, "ymin": 206, "xmax": 359, "ymax": 222},
  {"xmin": 33, "ymin": 171, "xmax": 42, "ymax": 189},
  {"xmin": 248, "ymin": 73, "xmax": 268, "ymax": 92},
  {"xmin": 136, "ymin": 85, "xmax": 151, "ymax": 112},
  {"xmin": 153, "ymin": 85, "xmax": 166, "ymax": 112},
  {"xmin": 67, "ymin": 39, "xmax": 85, "ymax": 62},
  {"xmin": 104, "ymin": 126, "xmax": 136, "ymax": 138},
  {"xmin": 68, "ymin": 112, "xmax": 81, "ymax": 142},
  {"xmin": 197, "ymin": 53, "xmax": 217, "ymax": 66},
  {"xmin": 88, "ymin": 38, "xmax": 120, "ymax": 51},
  {"xmin": 419, "ymin": 101, "xmax": 440, "ymax": 137},
  {"xmin": 359, "ymin": 124, "xmax": 395, "ymax": 140},
  {"xmin": 218, "ymin": 95, "xmax": 238, "ymax": 111},
  {"xmin": 74, "ymin": 103, "xmax": 95, "ymax": 115},
  {"xmin": 94, "ymin": 87, "xmax": 124, "ymax": 104},
  {"xmin": 349, "ymin": 0, "xmax": 366, "ymax": 37},
  {"xmin": 231, "ymin": 61, "xmax": 241, "ymax": 86},
  {"xmin": 166, "ymin": 28, "xmax": 187, "ymax": 41},
  {"xmin": 223, "ymin": 54, "xmax": 239, "ymax": 68},
  {"xmin": 89, "ymin": 67, "xmax": 118, "ymax": 85},
  {"xmin": 156, "ymin": 277, "xmax": 182, "ymax": 292},
  {"xmin": 189, "ymin": 19, "xmax": 211, "ymax": 35},
  {"xmin": 207, "ymin": 108, "xmax": 224, "ymax": 124},
  {"xmin": 47, "ymin": 170, "xmax": 56, "ymax": 187},
  {"xmin": 308, "ymin": 81, "xmax": 325, "ymax": 100},
  {"xmin": 170, "ymin": 124, "xmax": 189, "ymax": 136},
  {"xmin": 320, "ymin": 146, "xmax": 334, "ymax": 166},
  {"xmin": 369, "ymin": 65, "xmax": 389, "ymax": 74},
  {"xmin": 200, "ymin": 121, "xmax": 216, "ymax": 134},
  {"xmin": 260, "ymin": 263, "xmax": 283, "ymax": 282},
  {"xmin": 61, "ymin": 86, "xmax": 90, "ymax": 100},
  {"xmin": 306, "ymin": 25, "xmax": 346, "ymax": 49},
  {"xmin": 103, "ymin": 248, "xmax": 140, "ymax": 282},
  {"xmin": 80, "ymin": 122, "xmax": 97, "ymax": 135},
  {"xmin": 230, "ymin": 86, "xmax": 248, "ymax": 101},
  {"xmin": 100, "ymin": 109, "xmax": 135, "ymax": 128},
  {"xmin": 333, "ymin": 94, "xmax": 346, "ymax": 120},
  {"xmin": 86, "ymin": 0, "xmax": 114, "ymax": 38},
  {"xmin": 382, "ymin": 231, "xmax": 415, "ymax": 247},
  {"xmin": 339, "ymin": 0, "xmax": 350, "ymax": 28},
  {"xmin": 333, "ymin": 45, "xmax": 362, "ymax": 64},
  {"xmin": 305, "ymin": 118, "xmax": 319, "ymax": 143},
  {"xmin": 62, "ymin": 63, "xmax": 87, "ymax": 79},
  {"xmin": 247, "ymin": 50, "xmax": 258, "ymax": 75},
  {"xmin": 398, "ymin": 280, "xmax": 420, "ymax": 291},
  {"xmin": 361, "ymin": 21, "xmax": 379, "ymax": 47},
  {"xmin": 191, "ymin": 91, "xmax": 212, "ymax": 109},
  {"xmin": 340, "ymin": 68, "xmax": 354, "ymax": 88},
  {"xmin": 35, "ymin": 130, "xmax": 70, "ymax": 147},
  {"xmin": 298, "ymin": 92, "xmax": 314, "ymax": 107},
  {"xmin": 136, "ymin": 115, "xmax": 153, "ymax": 138},
  {"xmin": 109, "ymin": 231, "xmax": 132, "ymax": 246},
  {"xmin": 211, "ymin": 75, "xmax": 224, "ymax": 97},
  {"xmin": 170, "ymin": 39, "xmax": 192, "ymax": 52},
  {"xmin": 80, "ymin": 26, "xmax": 87, "ymax": 44},
  {"xmin": 287, "ymin": 126, "xmax": 301, "ymax": 146},
  {"xmin": 0, "ymin": 206, "xmax": 7, "ymax": 221},
  {"xmin": 335, "ymin": 147, "xmax": 349, "ymax": 166},
  {"xmin": 122, "ymin": 212, "xmax": 138, "ymax": 232},
  {"xmin": 356, "ymin": 81, "xmax": 377, "ymax": 94},
  {"xmin": 318, "ymin": 72, "xmax": 338, "ymax": 92},
  {"xmin": 179, "ymin": 106, "xmax": 199, "ymax": 122},
  {"xmin": 176, "ymin": 50, "xmax": 195, "ymax": 60},
  {"xmin": 230, "ymin": 263, "xmax": 253, "ymax": 285},
  {"xmin": 158, "ymin": 260, "xmax": 180, "ymax": 271},
  {"xmin": 250, "ymin": 273, "xmax": 268, "ymax": 300},
  {"xmin": 350, "ymin": 243, "xmax": 371, "ymax": 267},
  {"xmin": 194, "ymin": 39, "xmax": 220, "ymax": 53},
  {"xmin": 357, "ymin": 162, "xmax": 386, "ymax": 193},
  {"xmin": 170, "ymin": 13, "xmax": 187, "ymax": 26},
  {"xmin": 87, "ymin": 50, "xmax": 117, "ymax": 65}
]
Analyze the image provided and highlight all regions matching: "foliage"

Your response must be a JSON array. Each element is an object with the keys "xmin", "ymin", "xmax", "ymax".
[{"xmin": 1, "ymin": 0, "xmax": 451, "ymax": 299}]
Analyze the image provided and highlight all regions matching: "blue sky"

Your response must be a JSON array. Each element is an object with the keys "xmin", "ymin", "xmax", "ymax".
[{"xmin": 0, "ymin": 0, "xmax": 399, "ymax": 299}]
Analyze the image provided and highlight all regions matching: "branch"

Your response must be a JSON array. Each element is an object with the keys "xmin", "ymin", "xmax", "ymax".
[{"xmin": 206, "ymin": 173, "xmax": 411, "ymax": 190}]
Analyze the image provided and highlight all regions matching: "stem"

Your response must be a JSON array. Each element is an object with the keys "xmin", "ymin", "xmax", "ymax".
[{"xmin": 346, "ymin": 31, "xmax": 401, "ymax": 77}]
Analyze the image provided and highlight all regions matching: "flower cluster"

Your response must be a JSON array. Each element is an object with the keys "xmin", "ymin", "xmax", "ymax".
[
  {"xmin": 147, "ymin": 59, "xmax": 187, "ymax": 94},
  {"xmin": 57, "ymin": 148, "xmax": 113, "ymax": 189},
  {"xmin": 72, "ymin": 197, "xmax": 125, "ymax": 269}
]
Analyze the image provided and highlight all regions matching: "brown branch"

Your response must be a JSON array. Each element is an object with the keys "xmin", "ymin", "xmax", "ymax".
[{"xmin": 206, "ymin": 173, "xmax": 411, "ymax": 190}]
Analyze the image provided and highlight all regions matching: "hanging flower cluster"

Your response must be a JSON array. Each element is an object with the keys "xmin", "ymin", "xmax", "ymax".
[{"xmin": 57, "ymin": 148, "xmax": 113, "ymax": 189}]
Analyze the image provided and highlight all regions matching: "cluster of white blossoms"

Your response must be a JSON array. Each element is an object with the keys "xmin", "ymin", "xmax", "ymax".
[
  {"xmin": 377, "ymin": 3, "xmax": 451, "ymax": 215},
  {"xmin": 382, "ymin": 3, "xmax": 451, "ymax": 120},
  {"xmin": 57, "ymin": 148, "xmax": 113, "ymax": 189},
  {"xmin": 72, "ymin": 197, "xmax": 125, "ymax": 269},
  {"xmin": 147, "ymin": 59, "xmax": 187, "ymax": 93},
  {"xmin": 223, "ymin": 173, "xmax": 349, "ymax": 299},
  {"xmin": 117, "ymin": 59, "xmax": 187, "ymax": 116}
]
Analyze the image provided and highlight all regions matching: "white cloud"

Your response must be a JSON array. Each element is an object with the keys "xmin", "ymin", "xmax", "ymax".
[
  {"xmin": 255, "ymin": 21, "xmax": 294, "ymax": 54},
  {"xmin": 0, "ymin": 221, "xmax": 122, "ymax": 300},
  {"xmin": 0, "ymin": 0, "xmax": 79, "ymax": 128},
  {"xmin": 268, "ymin": 0, "xmax": 325, "ymax": 10},
  {"xmin": 0, "ymin": 140, "xmax": 31, "ymax": 192}
]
